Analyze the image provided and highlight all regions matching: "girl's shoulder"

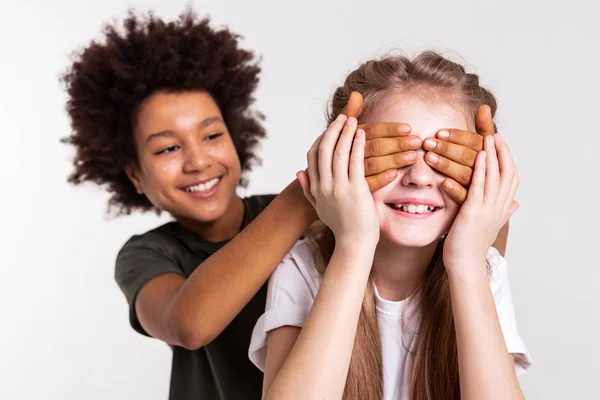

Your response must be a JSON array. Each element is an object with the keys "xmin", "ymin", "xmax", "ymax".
[
  {"xmin": 486, "ymin": 246, "xmax": 508, "ymax": 279},
  {"xmin": 283, "ymin": 237, "xmax": 320, "ymax": 262},
  {"xmin": 486, "ymin": 246, "xmax": 503, "ymax": 269},
  {"xmin": 272, "ymin": 238, "xmax": 323, "ymax": 300}
]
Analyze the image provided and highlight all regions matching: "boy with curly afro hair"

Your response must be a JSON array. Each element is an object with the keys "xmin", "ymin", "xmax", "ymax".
[{"xmin": 62, "ymin": 6, "xmax": 491, "ymax": 400}]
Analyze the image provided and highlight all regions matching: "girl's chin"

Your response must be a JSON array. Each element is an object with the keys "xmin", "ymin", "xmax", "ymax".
[{"xmin": 379, "ymin": 231, "xmax": 444, "ymax": 249}]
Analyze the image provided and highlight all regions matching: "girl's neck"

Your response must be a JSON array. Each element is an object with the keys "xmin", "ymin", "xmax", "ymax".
[
  {"xmin": 176, "ymin": 196, "xmax": 245, "ymax": 243},
  {"xmin": 372, "ymin": 238, "xmax": 439, "ymax": 302}
]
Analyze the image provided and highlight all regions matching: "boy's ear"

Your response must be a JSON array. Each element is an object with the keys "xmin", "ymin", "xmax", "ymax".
[{"xmin": 125, "ymin": 165, "xmax": 144, "ymax": 195}]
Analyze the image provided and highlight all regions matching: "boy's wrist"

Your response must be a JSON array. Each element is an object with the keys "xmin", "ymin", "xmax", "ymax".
[{"xmin": 283, "ymin": 179, "xmax": 318, "ymax": 223}]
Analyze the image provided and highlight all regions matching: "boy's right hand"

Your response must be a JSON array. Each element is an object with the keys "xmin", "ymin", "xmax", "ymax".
[{"xmin": 340, "ymin": 91, "xmax": 420, "ymax": 192}]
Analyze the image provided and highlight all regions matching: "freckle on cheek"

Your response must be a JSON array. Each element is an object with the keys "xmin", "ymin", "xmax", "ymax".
[{"xmin": 156, "ymin": 159, "xmax": 180, "ymax": 172}]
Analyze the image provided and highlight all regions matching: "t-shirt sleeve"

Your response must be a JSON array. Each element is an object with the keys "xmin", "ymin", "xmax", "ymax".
[
  {"xmin": 115, "ymin": 240, "xmax": 185, "ymax": 337},
  {"xmin": 248, "ymin": 240, "xmax": 320, "ymax": 371},
  {"xmin": 487, "ymin": 247, "xmax": 533, "ymax": 376}
]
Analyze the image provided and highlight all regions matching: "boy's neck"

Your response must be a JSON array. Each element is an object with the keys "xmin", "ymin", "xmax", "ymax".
[
  {"xmin": 176, "ymin": 196, "xmax": 245, "ymax": 243},
  {"xmin": 372, "ymin": 238, "xmax": 439, "ymax": 302}
]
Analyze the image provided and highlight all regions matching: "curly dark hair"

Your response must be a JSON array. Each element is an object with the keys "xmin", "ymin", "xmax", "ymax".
[{"xmin": 61, "ymin": 7, "xmax": 266, "ymax": 214}]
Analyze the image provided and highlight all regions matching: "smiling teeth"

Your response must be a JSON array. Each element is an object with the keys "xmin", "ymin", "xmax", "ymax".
[
  {"xmin": 185, "ymin": 178, "xmax": 220, "ymax": 193},
  {"xmin": 390, "ymin": 204, "xmax": 437, "ymax": 214}
]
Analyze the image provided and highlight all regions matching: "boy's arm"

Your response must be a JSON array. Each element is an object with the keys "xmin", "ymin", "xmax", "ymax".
[{"xmin": 136, "ymin": 179, "xmax": 315, "ymax": 349}]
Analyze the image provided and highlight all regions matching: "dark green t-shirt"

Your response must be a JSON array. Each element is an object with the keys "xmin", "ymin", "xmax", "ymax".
[{"xmin": 115, "ymin": 194, "xmax": 277, "ymax": 400}]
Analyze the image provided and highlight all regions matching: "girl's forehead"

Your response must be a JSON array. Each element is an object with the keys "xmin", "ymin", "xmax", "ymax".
[{"xmin": 366, "ymin": 93, "xmax": 471, "ymax": 138}]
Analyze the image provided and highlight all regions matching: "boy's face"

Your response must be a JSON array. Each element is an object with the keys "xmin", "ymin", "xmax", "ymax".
[{"xmin": 127, "ymin": 91, "xmax": 242, "ymax": 224}]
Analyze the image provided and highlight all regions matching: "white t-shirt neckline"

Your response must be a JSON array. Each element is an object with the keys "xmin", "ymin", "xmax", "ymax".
[{"xmin": 373, "ymin": 282, "xmax": 407, "ymax": 315}]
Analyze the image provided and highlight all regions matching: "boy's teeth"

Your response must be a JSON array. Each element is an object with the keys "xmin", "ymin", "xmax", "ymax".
[{"xmin": 185, "ymin": 178, "xmax": 220, "ymax": 192}]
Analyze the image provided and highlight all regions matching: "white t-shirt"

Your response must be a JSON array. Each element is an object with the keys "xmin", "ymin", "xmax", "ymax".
[{"xmin": 249, "ymin": 239, "xmax": 532, "ymax": 400}]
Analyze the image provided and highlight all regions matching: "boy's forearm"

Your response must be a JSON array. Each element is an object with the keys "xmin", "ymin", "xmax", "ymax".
[{"xmin": 172, "ymin": 179, "xmax": 317, "ymax": 349}]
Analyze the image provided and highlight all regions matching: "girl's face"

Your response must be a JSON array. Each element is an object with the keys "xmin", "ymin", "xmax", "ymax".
[
  {"xmin": 367, "ymin": 92, "xmax": 472, "ymax": 248},
  {"xmin": 127, "ymin": 91, "xmax": 242, "ymax": 223}
]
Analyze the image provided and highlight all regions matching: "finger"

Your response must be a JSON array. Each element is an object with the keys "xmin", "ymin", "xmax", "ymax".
[
  {"xmin": 504, "ymin": 163, "xmax": 519, "ymax": 217},
  {"xmin": 483, "ymin": 135, "xmax": 500, "ymax": 204},
  {"xmin": 307, "ymin": 134, "xmax": 323, "ymax": 194},
  {"xmin": 425, "ymin": 152, "xmax": 473, "ymax": 187},
  {"xmin": 441, "ymin": 178, "xmax": 468, "ymax": 205},
  {"xmin": 364, "ymin": 136, "xmax": 422, "ymax": 158},
  {"xmin": 466, "ymin": 150, "xmax": 486, "ymax": 205},
  {"xmin": 349, "ymin": 129, "xmax": 366, "ymax": 181},
  {"xmin": 436, "ymin": 128, "xmax": 483, "ymax": 151},
  {"xmin": 502, "ymin": 200, "xmax": 519, "ymax": 226},
  {"xmin": 296, "ymin": 170, "xmax": 316, "ymax": 208},
  {"xmin": 359, "ymin": 122, "xmax": 411, "ymax": 140},
  {"xmin": 494, "ymin": 134, "xmax": 517, "ymax": 208},
  {"xmin": 340, "ymin": 91, "xmax": 364, "ymax": 118},
  {"xmin": 319, "ymin": 114, "xmax": 347, "ymax": 188},
  {"xmin": 366, "ymin": 170, "xmax": 398, "ymax": 192},
  {"xmin": 364, "ymin": 151, "xmax": 417, "ymax": 176},
  {"xmin": 507, "ymin": 201, "xmax": 519, "ymax": 218},
  {"xmin": 475, "ymin": 104, "xmax": 496, "ymax": 137},
  {"xmin": 333, "ymin": 117, "xmax": 357, "ymax": 182},
  {"xmin": 506, "ymin": 178, "xmax": 519, "ymax": 217},
  {"xmin": 423, "ymin": 137, "xmax": 478, "ymax": 167}
]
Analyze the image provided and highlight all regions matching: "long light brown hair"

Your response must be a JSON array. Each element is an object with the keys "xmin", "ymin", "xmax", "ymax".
[{"xmin": 312, "ymin": 51, "xmax": 497, "ymax": 400}]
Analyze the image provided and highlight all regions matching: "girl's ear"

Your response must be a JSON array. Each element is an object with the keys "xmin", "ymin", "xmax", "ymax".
[{"xmin": 125, "ymin": 165, "xmax": 144, "ymax": 195}]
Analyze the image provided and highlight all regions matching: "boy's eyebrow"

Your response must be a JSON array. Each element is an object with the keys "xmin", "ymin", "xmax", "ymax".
[
  {"xmin": 146, "ymin": 130, "xmax": 174, "ymax": 144},
  {"xmin": 199, "ymin": 116, "xmax": 224, "ymax": 128},
  {"xmin": 146, "ymin": 116, "xmax": 224, "ymax": 144}
]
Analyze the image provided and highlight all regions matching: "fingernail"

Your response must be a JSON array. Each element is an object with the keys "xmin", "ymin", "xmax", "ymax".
[
  {"xmin": 386, "ymin": 169, "xmax": 397, "ymax": 179},
  {"xmin": 406, "ymin": 152, "xmax": 416, "ymax": 162},
  {"xmin": 427, "ymin": 153, "xmax": 439, "ymax": 163},
  {"xmin": 410, "ymin": 137, "xmax": 422, "ymax": 147},
  {"xmin": 495, "ymin": 133, "xmax": 504, "ymax": 143},
  {"xmin": 337, "ymin": 114, "xmax": 347, "ymax": 122},
  {"xmin": 438, "ymin": 130, "xmax": 450, "ymax": 139},
  {"xmin": 423, "ymin": 138, "xmax": 436, "ymax": 149},
  {"xmin": 399, "ymin": 124, "xmax": 411, "ymax": 133},
  {"xmin": 346, "ymin": 117, "xmax": 356, "ymax": 125},
  {"xmin": 443, "ymin": 180, "xmax": 454, "ymax": 190},
  {"xmin": 356, "ymin": 129, "xmax": 364, "ymax": 137}
]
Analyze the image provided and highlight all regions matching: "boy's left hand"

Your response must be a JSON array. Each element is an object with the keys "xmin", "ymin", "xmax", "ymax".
[{"xmin": 423, "ymin": 105, "xmax": 496, "ymax": 204}]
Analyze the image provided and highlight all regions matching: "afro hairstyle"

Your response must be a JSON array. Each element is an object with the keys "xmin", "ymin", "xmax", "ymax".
[{"xmin": 61, "ymin": 7, "xmax": 266, "ymax": 214}]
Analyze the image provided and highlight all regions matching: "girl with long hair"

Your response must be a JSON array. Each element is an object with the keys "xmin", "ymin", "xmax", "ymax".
[{"xmin": 249, "ymin": 51, "xmax": 531, "ymax": 400}]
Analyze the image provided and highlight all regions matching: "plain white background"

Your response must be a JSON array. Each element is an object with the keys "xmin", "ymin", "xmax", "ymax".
[{"xmin": 1, "ymin": 0, "xmax": 598, "ymax": 399}]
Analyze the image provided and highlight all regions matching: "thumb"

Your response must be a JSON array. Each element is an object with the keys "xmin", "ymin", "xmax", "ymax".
[
  {"xmin": 475, "ymin": 104, "xmax": 495, "ymax": 137},
  {"xmin": 340, "ymin": 91, "xmax": 364, "ymax": 119}
]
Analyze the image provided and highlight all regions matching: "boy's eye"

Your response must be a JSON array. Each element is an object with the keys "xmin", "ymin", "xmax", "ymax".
[
  {"xmin": 156, "ymin": 145, "xmax": 179, "ymax": 155},
  {"xmin": 205, "ymin": 132, "xmax": 223, "ymax": 141}
]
